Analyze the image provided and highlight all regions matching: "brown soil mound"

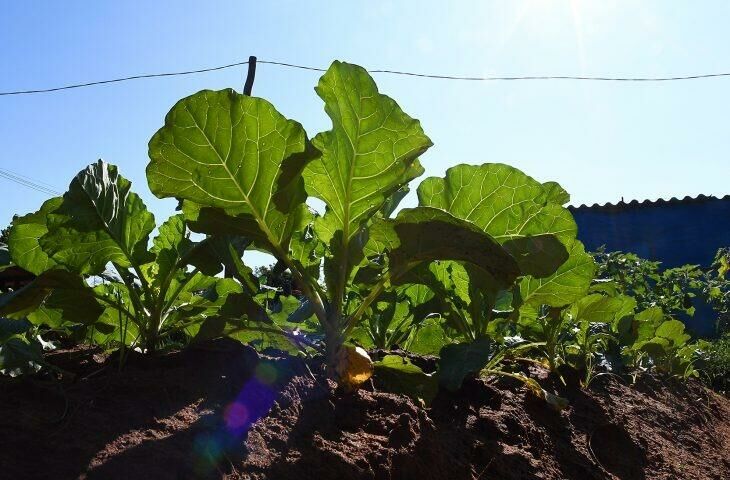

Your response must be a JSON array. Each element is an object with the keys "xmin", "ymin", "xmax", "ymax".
[{"xmin": 1, "ymin": 339, "xmax": 728, "ymax": 480}]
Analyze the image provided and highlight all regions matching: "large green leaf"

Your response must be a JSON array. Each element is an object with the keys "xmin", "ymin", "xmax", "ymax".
[
  {"xmin": 568, "ymin": 294, "xmax": 637, "ymax": 324},
  {"xmin": 184, "ymin": 234, "xmax": 252, "ymax": 282},
  {"xmin": 418, "ymin": 163, "xmax": 575, "ymax": 278},
  {"xmin": 304, "ymin": 61, "xmax": 432, "ymax": 300},
  {"xmin": 0, "ymin": 270, "xmax": 104, "ymax": 323},
  {"xmin": 0, "ymin": 337, "xmax": 44, "ymax": 376},
  {"xmin": 374, "ymin": 355, "xmax": 438, "ymax": 404},
  {"xmin": 631, "ymin": 307, "xmax": 666, "ymax": 343},
  {"xmin": 402, "ymin": 283, "xmax": 439, "ymax": 322},
  {"xmin": 366, "ymin": 207, "xmax": 519, "ymax": 285},
  {"xmin": 149, "ymin": 214, "xmax": 192, "ymax": 287},
  {"xmin": 7, "ymin": 197, "xmax": 62, "ymax": 275},
  {"xmin": 655, "ymin": 319, "xmax": 690, "ymax": 346},
  {"xmin": 437, "ymin": 338, "xmax": 495, "ymax": 391},
  {"xmin": 84, "ymin": 300, "xmax": 141, "ymax": 347},
  {"xmin": 542, "ymin": 181, "xmax": 570, "ymax": 205},
  {"xmin": 0, "ymin": 286, "xmax": 49, "ymax": 320},
  {"xmin": 518, "ymin": 240, "xmax": 596, "ymax": 308},
  {"xmin": 147, "ymin": 89, "xmax": 313, "ymax": 256},
  {"xmin": 39, "ymin": 161, "xmax": 155, "ymax": 275},
  {"xmin": 408, "ymin": 317, "xmax": 451, "ymax": 355}
]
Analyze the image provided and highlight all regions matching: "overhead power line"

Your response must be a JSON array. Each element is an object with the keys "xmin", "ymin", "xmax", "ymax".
[
  {"xmin": 2, "ymin": 59, "xmax": 730, "ymax": 96},
  {"xmin": 0, "ymin": 60, "xmax": 252, "ymax": 96},
  {"xmin": 261, "ymin": 60, "xmax": 730, "ymax": 82},
  {"xmin": 0, "ymin": 168, "xmax": 62, "ymax": 196}
]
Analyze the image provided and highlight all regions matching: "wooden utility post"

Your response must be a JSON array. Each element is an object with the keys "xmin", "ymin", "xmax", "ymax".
[{"xmin": 243, "ymin": 56, "xmax": 257, "ymax": 95}]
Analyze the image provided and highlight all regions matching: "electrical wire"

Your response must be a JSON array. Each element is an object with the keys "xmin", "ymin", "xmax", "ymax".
[
  {"xmin": 0, "ymin": 167, "xmax": 60, "ymax": 191},
  {"xmin": 0, "ymin": 168, "xmax": 62, "ymax": 196},
  {"xmin": 3, "ymin": 57, "xmax": 730, "ymax": 194},
  {"xmin": 2, "ymin": 59, "xmax": 730, "ymax": 97},
  {"xmin": 261, "ymin": 60, "xmax": 730, "ymax": 81},
  {"xmin": 0, "ymin": 60, "xmax": 251, "ymax": 96}
]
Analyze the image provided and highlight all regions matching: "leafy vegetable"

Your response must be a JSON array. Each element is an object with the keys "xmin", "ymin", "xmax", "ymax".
[
  {"xmin": 1, "ymin": 161, "xmax": 269, "ymax": 354},
  {"xmin": 374, "ymin": 354, "xmax": 438, "ymax": 404},
  {"xmin": 144, "ymin": 61, "xmax": 520, "ymax": 382},
  {"xmin": 4, "ymin": 57, "xmax": 715, "ymax": 402},
  {"xmin": 0, "ymin": 317, "xmax": 46, "ymax": 377}
]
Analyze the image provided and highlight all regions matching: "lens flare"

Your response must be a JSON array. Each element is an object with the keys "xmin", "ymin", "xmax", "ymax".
[
  {"xmin": 191, "ymin": 361, "xmax": 281, "ymax": 475},
  {"xmin": 224, "ymin": 376, "xmax": 277, "ymax": 436}
]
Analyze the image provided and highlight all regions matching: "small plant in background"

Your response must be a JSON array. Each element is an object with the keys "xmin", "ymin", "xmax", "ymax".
[
  {"xmin": 705, "ymin": 247, "xmax": 730, "ymax": 334},
  {"xmin": 701, "ymin": 333, "xmax": 730, "ymax": 394},
  {"xmin": 589, "ymin": 246, "xmax": 729, "ymax": 386},
  {"xmin": 0, "ymin": 317, "xmax": 50, "ymax": 377},
  {"xmin": 592, "ymin": 248, "xmax": 705, "ymax": 318}
]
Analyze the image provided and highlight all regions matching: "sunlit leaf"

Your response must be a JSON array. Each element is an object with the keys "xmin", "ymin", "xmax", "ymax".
[
  {"xmin": 40, "ymin": 161, "xmax": 155, "ymax": 275},
  {"xmin": 304, "ymin": 61, "xmax": 432, "ymax": 300}
]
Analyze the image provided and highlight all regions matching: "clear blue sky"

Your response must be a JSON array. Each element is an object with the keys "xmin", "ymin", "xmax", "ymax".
[{"xmin": 2, "ymin": 1, "xmax": 729, "ymax": 267}]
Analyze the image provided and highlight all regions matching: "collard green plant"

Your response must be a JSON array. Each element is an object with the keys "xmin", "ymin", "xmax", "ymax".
[
  {"xmin": 0, "ymin": 161, "xmax": 276, "ymax": 354},
  {"xmin": 518, "ymin": 294, "xmax": 636, "ymax": 373},
  {"xmin": 617, "ymin": 306, "xmax": 701, "ymax": 377},
  {"xmin": 145, "ymin": 61, "xmax": 525, "ymax": 383},
  {"xmin": 351, "ymin": 163, "xmax": 584, "ymax": 402},
  {"xmin": 0, "ymin": 56, "xmax": 718, "ymax": 400},
  {"xmin": 407, "ymin": 163, "xmax": 593, "ymax": 340},
  {"xmin": 0, "ymin": 317, "xmax": 48, "ymax": 377}
]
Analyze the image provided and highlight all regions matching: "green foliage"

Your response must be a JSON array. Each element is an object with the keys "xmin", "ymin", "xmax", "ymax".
[
  {"xmin": 0, "ymin": 221, "xmax": 12, "ymax": 245},
  {"xmin": 0, "ymin": 161, "xmax": 276, "ymax": 354},
  {"xmin": 593, "ymin": 246, "xmax": 730, "ymax": 338},
  {"xmin": 0, "ymin": 317, "xmax": 47, "ymax": 376},
  {"xmin": 701, "ymin": 333, "xmax": 730, "ymax": 393},
  {"xmin": 706, "ymin": 248, "xmax": 730, "ymax": 333},
  {"xmin": 0, "ymin": 243, "xmax": 10, "ymax": 274},
  {"xmin": 144, "ymin": 61, "xmax": 527, "ymax": 381},
  {"xmin": 373, "ymin": 354, "xmax": 438, "ymax": 404},
  {"xmin": 592, "ymin": 248, "xmax": 704, "ymax": 319},
  {"xmin": 4, "ymin": 58, "xmax": 718, "ymax": 400}
]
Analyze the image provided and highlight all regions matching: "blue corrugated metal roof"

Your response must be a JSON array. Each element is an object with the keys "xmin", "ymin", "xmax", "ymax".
[{"xmin": 570, "ymin": 194, "xmax": 730, "ymax": 268}]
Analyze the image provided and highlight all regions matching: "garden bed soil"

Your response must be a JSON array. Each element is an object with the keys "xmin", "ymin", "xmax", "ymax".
[{"xmin": 0, "ymin": 338, "xmax": 728, "ymax": 480}]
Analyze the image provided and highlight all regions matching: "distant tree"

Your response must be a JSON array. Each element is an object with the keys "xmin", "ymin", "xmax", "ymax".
[
  {"xmin": 0, "ymin": 217, "xmax": 15, "ymax": 244},
  {"xmin": 255, "ymin": 263, "xmax": 295, "ymax": 296}
]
